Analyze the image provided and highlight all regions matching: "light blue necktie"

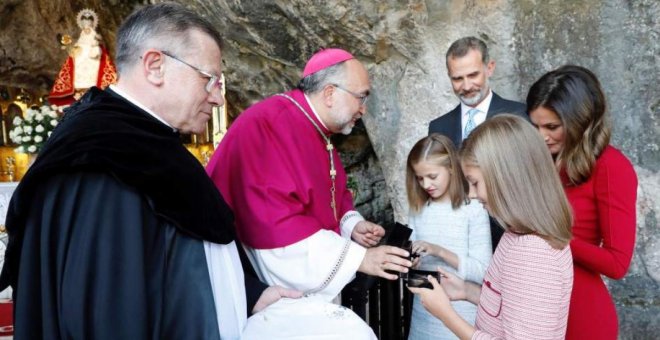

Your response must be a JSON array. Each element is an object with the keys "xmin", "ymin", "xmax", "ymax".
[{"xmin": 463, "ymin": 108, "xmax": 479, "ymax": 140}]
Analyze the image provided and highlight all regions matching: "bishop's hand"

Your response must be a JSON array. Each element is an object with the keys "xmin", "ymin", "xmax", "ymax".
[
  {"xmin": 351, "ymin": 220, "xmax": 385, "ymax": 247},
  {"xmin": 358, "ymin": 245, "xmax": 411, "ymax": 280}
]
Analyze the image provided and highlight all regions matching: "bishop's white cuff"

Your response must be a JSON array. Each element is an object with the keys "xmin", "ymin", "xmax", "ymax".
[{"xmin": 339, "ymin": 210, "xmax": 365, "ymax": 239}]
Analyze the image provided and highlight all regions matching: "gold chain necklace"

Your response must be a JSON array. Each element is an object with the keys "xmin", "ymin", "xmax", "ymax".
[{"xmin": 277, "ymin": 93, "xmax": 338, "ymax": 221}]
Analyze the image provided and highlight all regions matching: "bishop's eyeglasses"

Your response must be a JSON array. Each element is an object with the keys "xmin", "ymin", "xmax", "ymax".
[{"xmin": 331, "ymin": 83, "xmax": 369, "ymax": 106}]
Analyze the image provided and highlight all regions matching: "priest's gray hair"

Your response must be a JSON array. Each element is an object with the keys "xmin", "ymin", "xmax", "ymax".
[
  {"xmin": 297, "ymin": 62, "xmax": 348, "ymax": 94},
  {"xmin": 115, "ymin": 2, "xmax": 223, "ymax": 74}
]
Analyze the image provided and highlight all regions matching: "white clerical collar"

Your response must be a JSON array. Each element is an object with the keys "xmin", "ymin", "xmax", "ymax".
[
  {"xmin": 109, "ymin": 85, "xmax": 175, "ymax": 131},
  {"xmin": 461, "ymin": 89, "xmax": 493, "ymax": 117},
  {"xmin": 303, "ymin": 93, "xmax": 329, "ymax": 130}
]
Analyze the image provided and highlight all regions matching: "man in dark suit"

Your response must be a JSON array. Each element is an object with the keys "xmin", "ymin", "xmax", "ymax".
[
  {"xmin": 429, "ymin": 36, "xmax": 526, "ymax": 250},
  {"xmin": 429, "ymin": 36, "xmax": 526, "ymax": 146}
]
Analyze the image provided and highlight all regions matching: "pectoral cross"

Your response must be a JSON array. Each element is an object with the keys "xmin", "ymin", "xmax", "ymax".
[
  {"xmin": 328, "ymin": 142, "xmax": 338, "ymax": 221},
  {"xmin": 277, "ymin": 93, "xmax": 340, "ymax": 222}
]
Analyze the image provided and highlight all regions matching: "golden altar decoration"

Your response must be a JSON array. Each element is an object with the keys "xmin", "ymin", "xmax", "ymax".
[{"xmin": 185, "ymin": 74, "xmax": 228, "ymax": 166}]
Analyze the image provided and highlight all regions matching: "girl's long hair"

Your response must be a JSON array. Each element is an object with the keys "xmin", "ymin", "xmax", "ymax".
[
  {"xmin": 406, "ymin": 134, "xmax": 466, "ymax": 212},
  {"xmin": 460, "ymin": 115, "xmax": 572, "ymax": 249}
]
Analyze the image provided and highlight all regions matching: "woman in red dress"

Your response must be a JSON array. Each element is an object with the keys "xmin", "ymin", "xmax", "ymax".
[{"xmin": 526, "ymin": 65, "xmax": 637, "ymax": 339}]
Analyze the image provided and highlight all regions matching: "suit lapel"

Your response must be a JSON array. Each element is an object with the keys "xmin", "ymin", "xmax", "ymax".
[
  {"xmin": 449, "ymin": 106, "xmax": 462, "ymax": 146},
  {"xmin": 486, "ymin": 92, "xmax": 504, "ymax": 119}
]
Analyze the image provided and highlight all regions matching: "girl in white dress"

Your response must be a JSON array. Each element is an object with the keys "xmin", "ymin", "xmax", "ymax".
[{"xmin": 406, "ymin": 134, "xmax": 492, "ymax": 340}]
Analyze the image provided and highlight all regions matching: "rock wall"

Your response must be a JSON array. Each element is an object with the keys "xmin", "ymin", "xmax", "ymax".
[{"xmin": 0, "ymin": 0, "xmax": 657, "ymax": 338}]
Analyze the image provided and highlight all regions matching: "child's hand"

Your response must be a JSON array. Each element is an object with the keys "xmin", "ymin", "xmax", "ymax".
[
  {"xmin": 408, "ymin": 274, "xmax": 453, "ymax": 320},
  {"xmin": 411, "ymin": 255, "xmax": 421, "ymax": 269},
  {"xmin": 412, "ymin": 240, "xmax": 439, "ymax": 257},
  {"xmin": 437, "ymin": 267, "xmax": 467, "ymax": 301}
]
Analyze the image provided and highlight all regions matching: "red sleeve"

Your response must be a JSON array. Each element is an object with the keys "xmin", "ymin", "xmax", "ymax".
[{"xmin": 570, "ymin": 150, "xmax": 637, "ymax": 279}]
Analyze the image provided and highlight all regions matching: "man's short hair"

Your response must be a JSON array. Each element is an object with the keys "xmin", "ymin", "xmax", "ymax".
[
  {"xmin": 297, "ymin": 61, "xmax": 348, "ymax": 95},
  {"xmin": 115, "ymin": 2, "xmax": 223, "ymax": 74},
  {"xmin": 445, "ymin": 36, "xmax": 489, "ymax": 66}
]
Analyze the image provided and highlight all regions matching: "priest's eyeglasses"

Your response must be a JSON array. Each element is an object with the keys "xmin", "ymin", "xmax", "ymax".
[
  {"xmin": 161, "ymin": 51, "xmax": 222, "ymax": 93},
  {"xmin": 331, "ymin": 83, "xmax": 369, "ymax": 105}
]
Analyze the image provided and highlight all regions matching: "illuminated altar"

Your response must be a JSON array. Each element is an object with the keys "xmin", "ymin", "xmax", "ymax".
[{"xmin": 0, "ymin": 7, "xmax": 229, "ymax": 184}]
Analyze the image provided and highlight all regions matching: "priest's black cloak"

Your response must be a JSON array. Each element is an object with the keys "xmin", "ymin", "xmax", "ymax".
[{"xmin": 0, "ymin": 87, "xmax": 265, "ymax": 339}]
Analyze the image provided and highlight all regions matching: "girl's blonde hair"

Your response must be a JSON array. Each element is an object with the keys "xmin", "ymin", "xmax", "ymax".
[
  {"xmin": 460, "ymin": 115, "xmax": 572, "ymax": 249},
  {"xmin": 406, "ymin": 134, "xmax": 466, "ymax": 212},
  {"xmin": 526, "ymin": 65, "xmax": 610, "ymax": 186}
]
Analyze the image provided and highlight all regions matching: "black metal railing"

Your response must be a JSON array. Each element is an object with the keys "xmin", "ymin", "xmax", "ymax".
[{"xmin": 342, "ymin": 274, "xmax": 413, "ymax": 339}]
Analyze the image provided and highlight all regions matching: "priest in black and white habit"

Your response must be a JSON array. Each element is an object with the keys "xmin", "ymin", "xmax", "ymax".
[{"xmin": 0, "ymin": 3, "xmax": 300, "ymax": 339}]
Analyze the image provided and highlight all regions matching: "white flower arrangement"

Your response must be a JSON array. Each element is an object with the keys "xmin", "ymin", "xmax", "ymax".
[{"xmin": 9, "ymin": 105, "xmax": 61, "ymax": 154}]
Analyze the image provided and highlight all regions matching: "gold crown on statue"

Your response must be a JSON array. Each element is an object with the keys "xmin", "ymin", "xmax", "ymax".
[{"xmin": 76, "ymin": 9, "xmax": 98, "ymax": 30}]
